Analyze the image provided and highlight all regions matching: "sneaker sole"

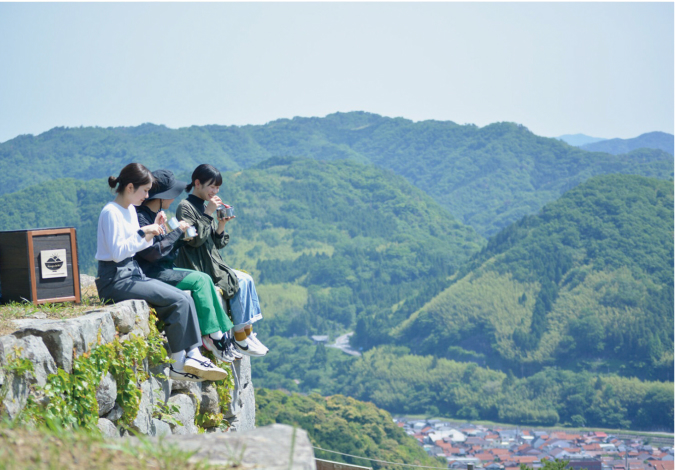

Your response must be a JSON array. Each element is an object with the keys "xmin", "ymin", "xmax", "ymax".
[
  {"xmin": 183, "ymin": 363, "xmax": 229, "ymax": 381},
  {"xmin": 169, "ymin": 371, "xmax": 205, "ymax": 382}
]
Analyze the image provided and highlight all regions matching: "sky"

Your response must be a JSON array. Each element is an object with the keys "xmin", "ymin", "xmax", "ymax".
[{"xmin": 0, "ymin": 2, "xmax": 672, "ymax": 144}]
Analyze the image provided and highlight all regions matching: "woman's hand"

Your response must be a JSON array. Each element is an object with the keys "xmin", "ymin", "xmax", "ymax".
[
  {"xmin": 142, "ymin": 224, "xmax": 164, "ymax": 240},
  {"xmin": 154, "ymin": 211, "xmax": 167, "ymax": 227},
  {"xmin": 178, "ymin": 221, "xmax": 191, "ymax": 232},
  {"xmin": 205, "ymin": 196, "xmax": 223, "ymax": 216}
]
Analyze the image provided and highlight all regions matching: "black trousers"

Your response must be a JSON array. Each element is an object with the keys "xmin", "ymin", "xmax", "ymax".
[{"xmin": 96, "ymin": 258, "xmax": 201, "ymax": 353}]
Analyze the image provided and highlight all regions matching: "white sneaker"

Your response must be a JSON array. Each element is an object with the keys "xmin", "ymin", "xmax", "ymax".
[
  {"xmin": 248, "ymin": 332, "xmax": 269, "ymax": 353},
  {"xmin": 202, "ymin": 335, "xmax": 236, "ymax": 363},
  {"xmin": 182, "ymin": 356, "xmax": 229, "ymax": 381},
  {"xmin": 234, "ymin": 338, "xmax": 266, "ymax": 357}
]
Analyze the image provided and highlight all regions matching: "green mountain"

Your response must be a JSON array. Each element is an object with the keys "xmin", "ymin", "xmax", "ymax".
[
  {"xmin": 256, "ymin": 389, "xmax": 445, "ymax": 469},
  {"xmin": 0, "ymin": 158, "xmax": 484, "ymax": 338},
  {"xmin": 393, "ymin": 174, "xmax": 673, "ymax": 381},
  {"xmin": 1, "ymin": 113, "xmax": 671, "ymax": 236},
  {"xmin": 581, "ymin": 131, "xmax": 674, "ymax": 155}
]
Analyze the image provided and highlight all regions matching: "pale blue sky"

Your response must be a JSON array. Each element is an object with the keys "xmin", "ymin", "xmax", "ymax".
[{"xmin": 0, "ymin": 2, "xmax": 672, "ymax": 144}]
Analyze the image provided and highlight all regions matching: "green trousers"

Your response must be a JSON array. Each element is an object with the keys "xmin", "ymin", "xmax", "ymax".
[{"xmin": 174, "ymin": 268, "xmax": 234, "ymax": 336}]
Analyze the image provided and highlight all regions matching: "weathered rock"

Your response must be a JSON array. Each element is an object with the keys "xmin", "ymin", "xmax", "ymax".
[
  {"xmin": 107, "ymin": 300, "xmax": 150, "ymax": 340},
  {"xmin": 225, "ymin": 356, "xmax": 255, "ymax": 432},
  {"xmin": 0, "ymin": 373, "xmax": 29, "ymax": 420},
  {"xmin": 105, "ymin": 402, "xmax": 124, "ymax": 422},
  {"xmin": 0, "ymin": 334, "xmax": 57, "ymax": 387},
  {"xmin": 12, "ymin": 311, "xmax": 115, "ymax": 373},
  {"xmin": 149, "ymin": 364, "xmax": 171, "ymax": 404},
  {"xmin": 97, "ymin": 418, "xmax": 119, "ymax": 438},
  {"xmin": 168, "ymin": 393, "xmax": 198, "ymax": 435},
  {"xmin": 96, "ymin": 372, "xmax": 117, "ymax": 417},
  {"xmin": 200, "ymin": 381, "xmax": 220, "ymax": 415},
  {"xmin": 150, "ymin": 418, "xmax": 172, "ymax": 437},
  {"xmin": 129, "ymin": 424, "xmax": 316, "ymax": 470},
  {"xmin": 0, "ymin": 335, "xmax": 55, "ymax": 422},
  {"xmin": 130, "ymin": 379, "xmax": 154, "ymax": 434}
]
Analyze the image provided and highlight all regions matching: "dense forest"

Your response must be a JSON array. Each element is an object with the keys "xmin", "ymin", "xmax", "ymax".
[
  {"xmin": 390, "ymin": 175, "xmax": 673, "ymax": 381},
  {"xmin": 1, "ymin": 112, "xmax": 671, "ymax": 235},
  {"xmin": 256, "ymin": 389, "xmax": 445, "ymax": 469},
  {"xmin": 253, "ymin": 339, "xmax": 674, "ymax": 431}
]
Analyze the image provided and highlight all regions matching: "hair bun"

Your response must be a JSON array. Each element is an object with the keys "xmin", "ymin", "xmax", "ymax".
[{"xmin": 108, "ymin": 176, "xmax": 119, "ymax": 188}]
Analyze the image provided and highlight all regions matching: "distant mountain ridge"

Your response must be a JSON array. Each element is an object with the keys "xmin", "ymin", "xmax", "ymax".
[
  {"xmin": 557, "ymin": 134, "xmax": 606, "ymax": 146},
  {"xmin": 581, "ymin": 131, "xmax": 674, "ymax": 155},
  {"xmin": 0, "ymin": 112, "xmax": 672, "ymax": 237}
]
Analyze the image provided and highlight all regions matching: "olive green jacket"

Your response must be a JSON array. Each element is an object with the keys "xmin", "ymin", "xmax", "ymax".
[{"xmin": 174, "ymin": 194, "xmax": 240, "ymax": 299}]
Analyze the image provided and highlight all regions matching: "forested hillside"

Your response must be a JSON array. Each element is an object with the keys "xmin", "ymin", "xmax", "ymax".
[
  {"xmin": 391, "ymin": 175, "xmax": 673, "ymax": 381},
  {"xmin": 253, "ymin": 339, "xmax": 674, "ymax": 431},
  {"xmin": 0, "ymin": 158, "xmax": 483, "ymax": 338},
  {"xmin": 581, "ymin": 131, "xmax": 674, "ymax": 155},
  {"xmin": 1, "ymin": 112, "xmax": 671, "ymax": 235},
  {"xmin": 256, "ymin": 389, "xmax": 445, "ymax": 469}
]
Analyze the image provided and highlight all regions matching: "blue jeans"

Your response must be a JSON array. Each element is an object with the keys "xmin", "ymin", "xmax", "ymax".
[{"xmin": 220, "ymin": 270, "xmax": 262, "ymax": 330}]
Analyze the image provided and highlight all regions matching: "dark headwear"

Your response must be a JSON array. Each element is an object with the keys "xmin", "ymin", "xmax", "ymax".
[{"xmin": 147, "ymin": 169, "xmax": 187, "ymax": 200}]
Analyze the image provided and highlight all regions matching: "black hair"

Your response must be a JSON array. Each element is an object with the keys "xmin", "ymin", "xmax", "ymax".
[
  {"xmin": 108, "ymin": 163, "xmax": 154, "ymax": 194},
  {"xmin": 186, "ymin": 164, "xmax": 222, "ymax": 192}
]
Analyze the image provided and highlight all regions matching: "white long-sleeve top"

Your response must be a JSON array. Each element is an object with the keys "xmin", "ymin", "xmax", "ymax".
[{"xmin": 95, "ymin": 202, "xmax": 152, "ymax": 262}]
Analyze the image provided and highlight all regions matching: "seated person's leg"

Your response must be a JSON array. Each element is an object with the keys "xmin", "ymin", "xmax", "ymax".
[
  {"xmin": 103, "ymin": 277, "xmax": 229, "ymax": 382},
  {"xmin": 229, "ymin": 270, "xmax": 268, "ymax": 356}
]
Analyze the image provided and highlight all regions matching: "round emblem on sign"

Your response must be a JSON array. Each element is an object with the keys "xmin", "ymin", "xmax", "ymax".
[{"xmin": 45, "ymin": 255, "xmax": 64, "ymax": 271}]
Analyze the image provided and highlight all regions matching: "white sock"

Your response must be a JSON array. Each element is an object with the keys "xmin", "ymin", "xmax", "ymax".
[
  {"xmin": 186, "ymin": 347, "xmax": 207, "ymax": 362},
  {"xmin": 171, "ymin": 351, "xmax": 186, "ymax": 369},
  {"xmin": 209, "ymin": 331, "xmax": 224, "ymax": 341}
]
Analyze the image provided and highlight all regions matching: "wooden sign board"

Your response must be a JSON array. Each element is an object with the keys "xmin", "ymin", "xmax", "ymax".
[{"xmin": 0, "ymin": 228, "xmax": 81, "ymax": 305}]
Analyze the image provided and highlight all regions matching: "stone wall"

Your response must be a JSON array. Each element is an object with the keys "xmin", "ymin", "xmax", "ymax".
[{"xmin": 0, "ymin": 299, "xmax": 255, "ymax": 436}]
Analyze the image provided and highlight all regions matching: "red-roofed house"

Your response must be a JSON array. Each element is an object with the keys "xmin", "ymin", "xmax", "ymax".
[
  {"xmin": 492, "ymin": 449, "xmax": 511, "ymax": 457},
  {"xmin": 584, "ymin": 444, "xmax": 603, "ymax": 452},
  {"xmin": 475, "ymin": 453, "xmax": 498, "ymax": 462},
  {"xmin": 650, "ymin": 462, "xmax": 675, "ymax": 470},
  {"xmin": 435, "ymin": 441, "xmax": 461, "ymax": 456}
]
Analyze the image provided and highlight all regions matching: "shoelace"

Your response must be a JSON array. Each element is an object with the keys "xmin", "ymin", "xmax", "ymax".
[
  {"xmin": 188, "ymin": 356, "xmax": 215, "ymax": 368},
  {"xmin": 212, "ymin": 336, "xmax": 230, "ymax": 352}
]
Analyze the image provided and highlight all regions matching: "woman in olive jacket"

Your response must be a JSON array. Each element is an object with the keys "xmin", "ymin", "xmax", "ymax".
[{"xmin": 175, "ymin": 164, "xmax": 268, "ymax": 357}]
